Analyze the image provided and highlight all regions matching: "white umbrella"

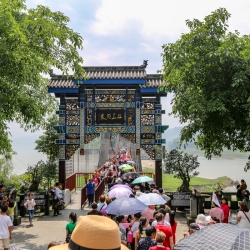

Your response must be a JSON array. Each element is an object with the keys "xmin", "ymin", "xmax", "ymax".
[{"xmin": 137, "ymin": 193, "xmax": 166, "ymax": 205}]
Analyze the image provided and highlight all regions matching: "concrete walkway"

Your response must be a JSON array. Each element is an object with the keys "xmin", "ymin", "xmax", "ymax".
[
  {"xmin": 10, "ymin": 192, "xmax": 189, "ymax": 249},
  {"xmin": 10, "ymin": 192, "xmax": 92, "ymax": 250}
]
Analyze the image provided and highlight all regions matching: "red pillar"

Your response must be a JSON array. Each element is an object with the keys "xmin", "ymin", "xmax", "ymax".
[
  {"xmin": 59, "ymin": 160, "xmax": 66, "ymax": 189},
  {"xmin": 155, "ymin": 160, "xmax": 162, "ymax": 188}
]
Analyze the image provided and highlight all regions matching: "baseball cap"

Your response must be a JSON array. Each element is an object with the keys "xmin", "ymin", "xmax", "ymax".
[{"xmin": 189, "ymin": 223, "xmax": 200, "ymax": 230}]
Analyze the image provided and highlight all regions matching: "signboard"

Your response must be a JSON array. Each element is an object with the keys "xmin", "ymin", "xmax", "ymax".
[
  {"xmin": 95, "ymin": 108, "xmax": 126, "ymax": 125},
  {"xmin": 23, "ymin": 192, "xmax": 46, "ymax": 206},
  {"xmin": 170, "ymin": 192, "xmax": 191, "ymax": 207}
]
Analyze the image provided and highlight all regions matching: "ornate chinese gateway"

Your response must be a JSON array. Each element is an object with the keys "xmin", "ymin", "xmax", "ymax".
[{"xmin": 48, "ymin": 61, "xmax": 168, "ymax": 187}]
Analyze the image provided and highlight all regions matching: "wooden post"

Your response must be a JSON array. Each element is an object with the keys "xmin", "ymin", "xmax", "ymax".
[
  {"xmin": 59, "ymin": 160, "xmax": 66, "ymax": 189},
  {"xmin": 155, "ymin": 160, "xmax": 162, "ymax": 188}
]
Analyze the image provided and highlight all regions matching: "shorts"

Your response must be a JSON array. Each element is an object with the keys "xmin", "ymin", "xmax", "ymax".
[{"xmin": 0, "ymin": 238, "xmax": 10, "ymax": 248}]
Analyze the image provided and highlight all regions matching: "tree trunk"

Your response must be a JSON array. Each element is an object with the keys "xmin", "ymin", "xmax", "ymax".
[{"xmin": 179, "ymin": 178, "xmax": 190, "ymax": 192}]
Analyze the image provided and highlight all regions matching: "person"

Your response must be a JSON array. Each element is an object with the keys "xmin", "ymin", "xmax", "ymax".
[
  {"xmin": 24, "ymin": 193, "xmax": 36, "ymax": 226},
  {"xmin": 152, "ymin": 209, "xmax": 171, "ymax": 227},
  {"xmin": 65, "ymin": 212, "xmax": 77, "ymax": 243},
  {"xmin": 136, "ymin": 226, "xmax": 157, "ymax": 250},
  {"xmin": 209, "ymin": 202, "xmax": 224, "ymax": 222},
  {"xmin": 206, "ymin": 216, "xmax": 220, "ymax": 225},
  {"xmin": 149, "ymin": 231, "xmax": 170, "ymax": 250},
  {"xmin": 169, "ymin": 210, "xmax": 177, "ymax": 244},
  {"xmin": 196, "ymin": 214, "xmax": 207, "ymax": 229},
  {"xmin": 7, "ymin": 199, "xmax": 16, "ymax": 224},
  {"xmin": 135, "ymin": 217, "xmax": 148, "ymax": 249},
  {"xmin": 47, "ymin": 241, "xmax": 60, "ymax": 249},
  {"xmin": 0, "ymin": 204, "xmax": 13, "ymax": 250},
  {"xmin": 97, "ymin": 195, "xmax": 106, "ymax": 211},
  {"xmin": 184, "ymin": 223, "xmax": 200, "ymax": 237},
  {"xmin": 49, "ymin": 215, "xmax": 129, "ymax": 250},
  {"xmin": 142, "ymin": 205, "xmax": 155, "ymax": 222},
  {"xmin": 237, "ymin": 202, "xmax": 250, "ymax": 228},
  {"xmin": 86, "ymin": 178, "xmax": 95, "ymax": 207},
  {"xmin": 220, "ymin": 198, "xmax": 230, "ymax": 223},
  {"xmin": 0, "ymin": 185, "xmax": 5, "ymax": 199},
  {"xmin": 92, "ymin": 174, "xmax": 99, "ymax": 187},
  {"xmin": 53, "ymin": 182, "xmax": 63, "ymax": 216},
  {"xmin": 100, "ymin": 168, "xmax": 105, "ymax": 181},
  {"xmin": 87, "ymin": 203, "xmax": 103, "ymax": 216},
  {"xmin": 159, "ymin": 188, "xmax": 170, "ymax": 202},
  {"xmin": 154, "ymin": 213, "xmax": 173, "ymax": 250},
  {"xmin": 105, "ymin": 169, "xmax": 114, "ymax": 185},
  {"xmin": 116, "ymin": 215, "xmax": 127, "ymax": 244},
  {"xmin": 129, "ymin": 213, "xmax": 141, "ymax": 250},
  {"xmin": 236, "ymin": 184, "xmax": 243, "ymax": 201},
  {"xmin": 238, "ymin": 179, "xmax": 247, "ymax": 199}
]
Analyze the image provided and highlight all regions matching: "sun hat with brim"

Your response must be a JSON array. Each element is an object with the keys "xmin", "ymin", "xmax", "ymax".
[{"xmin": 50, "ymin": 215, "xmax": 129, "ymax": 250}]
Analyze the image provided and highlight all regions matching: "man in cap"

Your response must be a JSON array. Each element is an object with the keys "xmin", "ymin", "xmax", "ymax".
[{"xmin": 183, "ymin": 223, "xmax": 200, "ymax": 237}]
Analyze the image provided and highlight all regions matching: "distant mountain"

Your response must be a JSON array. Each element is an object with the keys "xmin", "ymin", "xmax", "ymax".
[{"xmin": 162, "ymin": 127, "xmax": 183, "ymax": 144}]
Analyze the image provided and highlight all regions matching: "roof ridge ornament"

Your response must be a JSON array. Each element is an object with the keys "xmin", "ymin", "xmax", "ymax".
[{"xmin": 141, "ymin": 60, "xmax": 148, "ymax": 68}]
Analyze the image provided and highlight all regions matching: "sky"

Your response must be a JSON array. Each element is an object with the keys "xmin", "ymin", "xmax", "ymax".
[{"xmin": 9, "ymin": 0, "xmax": 250, "ymax": 173}]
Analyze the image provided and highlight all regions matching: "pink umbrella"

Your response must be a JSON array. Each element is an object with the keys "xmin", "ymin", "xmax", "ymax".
[
  {"xmin": 108, "ymin": 187, "xmax": 132, "ymax": 199},
  {"xmin": 110, "ymin": 184, "xmax": 132, "ymax": 191}
]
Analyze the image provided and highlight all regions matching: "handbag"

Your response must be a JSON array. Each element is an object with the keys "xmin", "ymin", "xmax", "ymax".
[
  {"xmin": 243, "ymin": 211, "xmax": 250, "ymax": 223},
  {"xmin": 66, "ymin": 233, "xmax": 72, "ymax": 243}
]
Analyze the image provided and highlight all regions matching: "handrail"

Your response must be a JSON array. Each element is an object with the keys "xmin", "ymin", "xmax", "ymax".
[
  {"xmin": 81, "ymin": 185, "xmax": 87, "ymax": 209},
  {"xmin": 66, "ymin": 173, "xmax": 76, "ymax": 191},
  {"xmin": 94, "ymin": 179, "xmax": 105, "ymax": 203}
]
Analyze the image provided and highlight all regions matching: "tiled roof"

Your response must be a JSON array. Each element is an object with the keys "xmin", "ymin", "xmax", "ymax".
[
  {"xmin": 48, "ymin": 63, "xmax": 165, "ymax": 88},
  {"xmin": 143, "ymin": 74, "xmax": 164, "ymax": 88},
  {"xmin": 48, "ymin": 74, "xmax": 164, "ymax": 88}
]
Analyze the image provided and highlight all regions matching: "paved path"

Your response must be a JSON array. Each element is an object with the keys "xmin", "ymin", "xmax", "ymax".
[
  {"xmin": 10, "ymin": 192, "xmax": 189, "ymax": 249},
  {"xmin": 10, "ymin": 191, "xmax": 92, "ymax": 250}
]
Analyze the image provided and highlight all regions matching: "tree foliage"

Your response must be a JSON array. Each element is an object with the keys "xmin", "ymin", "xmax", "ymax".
[
  {"xmin": 160, "ymin": 8, "xmax": 250, "ymax": 160},
  {"xmin": 164, "ymin": 149, "xmax": 199, "ymax": 192},
  {"xmin": 0, "ymin": 0, "xmax": 85, "ymax": 156},
  {"xmin": 25, "ymin": 159, "xmax": 58, "ymax": 191},
  {"xmin": 35, "ymin": 115, "xmax": 59, "ymax": 160}
]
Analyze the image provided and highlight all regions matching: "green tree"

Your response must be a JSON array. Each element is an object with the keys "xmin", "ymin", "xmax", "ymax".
[
  {"xmin": 41, "ymin": 160, "xmax": 58, "ymax": 190},
  {"xmin": 160, "ymin": 8, "xmax": 250, "ymax": 161},
  {"xmin": 0, "ymin": 0, "xmax": 85, "ymax": 157},
  {"xmin": 35, "ymin": 115, "xmax": 59, "ymax": 160},
  {"xmin": 0, "ymin": 155, "xmax": 23, "ymax": 193},
  {"xmin": 164, "ymin": 149, "xmax": 199, "ymax": 192}
]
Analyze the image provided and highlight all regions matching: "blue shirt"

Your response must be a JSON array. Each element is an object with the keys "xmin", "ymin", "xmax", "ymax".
[
  {"xmin": 86, "ymin": 182, "xmax": 95, "ymax": 194},
  {"xmin": 137, "ymin": 237, "xmax": 157, "ymax": 250}
]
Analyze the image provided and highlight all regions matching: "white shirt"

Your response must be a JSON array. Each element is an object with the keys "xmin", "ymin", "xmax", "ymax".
[
  {"xmin": 131, "ymin": 221, "xmax": 140, "ymax": 237},
  {"xmin": 152, "ymin": 220, "xmax": 171, "ymax": 227},
  {"xmin": 24, "ymin": 199, "xmax": 36, "ymax": 210},
  {"xmin": 0, "ymin": 215, "xmax": 12, "ymax": 239},
  {"xmin": 54, "ymin": 187, "xmax": 63, "ymax": 199},
  {"xmin": 237, "ymin": 211, "xmax": 250, "ymax": 228}
]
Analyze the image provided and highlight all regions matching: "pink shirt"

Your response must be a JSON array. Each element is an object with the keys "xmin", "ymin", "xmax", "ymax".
[
  {"xmin": 142, "ymin": 208, "xmax": 155, "ymax": 221},
  {"xmin": 209, "ymin": 207, "xmax": 224, "ymax": 222}
]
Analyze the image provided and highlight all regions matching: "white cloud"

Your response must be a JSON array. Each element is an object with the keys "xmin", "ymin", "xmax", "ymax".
[
  {"xmin": 80, "ymin": 40, "xmax": 126, "ymax": 65},
  {"xmin": 91, "ymin": 0, "xmax": 250, "ymax": 42}
]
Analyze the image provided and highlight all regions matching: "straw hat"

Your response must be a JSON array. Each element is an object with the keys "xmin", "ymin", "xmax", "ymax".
[{"xmin": 50, "ymin": 215, "xmax": 128, "ymax": 250}]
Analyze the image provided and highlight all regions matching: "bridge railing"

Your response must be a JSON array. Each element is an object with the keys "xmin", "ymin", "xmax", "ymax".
[
  {"xmin": 80, "ymin": 186, "xmax": 87, "ymax": 209},
  {"xmin": 94, "ymin": 179, "xmax": 105, "ymax": 203}
]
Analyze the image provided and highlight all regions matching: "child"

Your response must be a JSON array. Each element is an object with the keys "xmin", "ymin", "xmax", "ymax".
[
  {"xmin": 8, "ymin": 200, "xmax": 16, "ymax": 224},
  {"xmin": 149, "ymin": 231, "xmax": 170, "ymax": 250},
  {"xmin": 65, "ymin": 212, "xmax": 77, "ymax": 243},
  {"xmin": 0, "ymin": 204, "xmax": 13, "ymax": 249},
  {"xmin": 24, "ymin": 193, "xmax": 36, "ymax": 226}
]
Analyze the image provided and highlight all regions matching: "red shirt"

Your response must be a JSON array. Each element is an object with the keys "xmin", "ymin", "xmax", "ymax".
[
  {"xmin": 154, "ymin": 224, "xmax": 173, "ymax": 248},
  {"xmin": 170, "ymin": 221, "xmax": 177, "ymax": 244},
  {"xmin": 220, "ymin": 204, "xmax": 230, "ymax": 223}
]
